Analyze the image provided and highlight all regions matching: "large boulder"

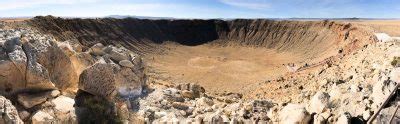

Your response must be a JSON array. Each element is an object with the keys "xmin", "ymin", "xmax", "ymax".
[
  {"xmin": 313, "ymin": 112, "xmax": 331, "ymax": 124},
  {"xmin": 196, "ymin": 97, "xmax": 214, "ymax": 107},
  {"xmin": 279, "ymin": 104, "xmax": 311, "ymax": 124},
  {"xmin": 391, "ymin": 67, "xmax": 400, "ymax": 83},
  {"xmin": 77, "ymin": 45, "xmax": 145, "ymax": 122},
  {"xmin": 119, "ymin": 60, "xmax": 134, "ymax": 68},
  {"xmin": 375, "ymin": 33, "xmax": 392, "ymax": 42},
  {"xmin": 162, "ymin": 88, "xmax": 184, "ymax": 103},
  {"xmin": 26, "ymin": 37, "xmax": 78, "ymax": 90},
  {"xmin": 0, "ymin": 47, "xmax": 25, "ymax": 93},
  {"xmin": 175, "ymin": 83, "xmax": 205, "ymax": 99},
  {"xmin": 1, "ymin": 37, "xmax": 56, "ymax": 93},
  {"xmin": 56, "ymin": 41, "xmax": 76, "ymax": 57},
  {"xmin": 69, "ymin": 52, "xmax": 96, "ymax": 76},
  {"xmin": 22, "ymin": 42, "xmax": 55, "ymax": 90},
  {"xmin": 204, "ymin": 111, "xmax": 224, "ymax": 123},
  {"xmin": 78, "ymin": 62, "xmax": 116, "ymax": 99},
  {"xmin": 1, "ymin": 31, "xmax": 79, "ymax": 93},
  {"xmin": 17, "ymin": 90, "xmax": 59, "ymax": 109},
  {"xmin": 2, "ymin": 37, "xmax": 28, "ymax": 90},
  {"xmin": 51, "ymin": 96, "xmax": 76, "ymax": 123},
  {"xmin": 51, "ymin": 96, "xmax": 75, "ymax": 114},
  {"xmin": 336, "ymin": 112, "xmax": 351, "ymax": 124},
  {"xmin": 104, "ymin": 46, "xmax": 130, "ymax": 62},
  {"xmin": 31, "ymin": 110, "xmax": 55, "ymax": 124},
  {"xmin": 375, "ymin": 104, "xmax": 400, "ymax": 123},
  {"xmin": 18, "ymin": 93, "xmax": 47, "ymax": 109},
  {"xmin": 308, "ymin": 91, "xmax": 330, "ymax": 113},
  {"xmin": 371, "ymin": 78, "xmax": 397, "ymax": 110},
  {"xmin": 115, "ymin": 67, "xmax": 144, "ymax": 98},
  {"xmin": 0, "ymin": 96, "xmax": 23, "ymax": 124},
  {"xmin": 79, "ymin": 46, "xmax": 145, "ymax": 100},
  {"xmin": 89, "ymin": 43, "xmax": 105, "ymax": 56}
]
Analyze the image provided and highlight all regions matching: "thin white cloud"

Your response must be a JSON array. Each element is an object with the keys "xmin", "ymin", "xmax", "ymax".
[
  {"xmin": 0, "ymin": 0, "xmax": 99, "ymax": 10},
  {"xmin": 105, "ymin": 3, "xmax": 267, "ymax": 19},
  {"xmin": 109, "ymin": 3, "xmax": 178, "ymax": 12},
  {"xmin": 219, "ymin": 0, "xmax": 270, "ymax": 10}
]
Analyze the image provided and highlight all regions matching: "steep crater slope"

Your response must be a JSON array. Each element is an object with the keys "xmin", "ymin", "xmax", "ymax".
[{"xmin": 28, "ymin": 16, "xmax": 377, "ymax": 94}]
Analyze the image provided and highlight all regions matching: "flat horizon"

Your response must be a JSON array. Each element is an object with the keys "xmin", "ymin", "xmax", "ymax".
[
  {"xmin": 1, "ymin": 15, "xmax": 400, "ymax": 20},
  {"xmin": 1, "ymin": 0, "xmax": 400, "ymax": 18}
]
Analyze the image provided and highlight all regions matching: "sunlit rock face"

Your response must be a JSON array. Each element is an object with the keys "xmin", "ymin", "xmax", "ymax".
[
  {"xmin": 0, "ymin": 28, "xmax": 78, "ymax": 93},
  {"xmin": 78, "ymin": 44, "xmax": 145, "ymax": 100}
]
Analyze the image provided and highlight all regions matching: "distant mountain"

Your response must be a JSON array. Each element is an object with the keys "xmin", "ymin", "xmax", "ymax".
[{"xmin": 105, "ymin": 15, "xmax": 175, "ymax": 20}]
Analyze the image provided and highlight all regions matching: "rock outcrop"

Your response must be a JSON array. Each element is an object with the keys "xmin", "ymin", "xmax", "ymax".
[
  {"xmin": 51, "ymin": 95, "xmax": 76, "ymax": 120},
  {"xmin": 0, "ymin": 96, "xmax": 23, "ymax": 124},
  {"xmin": 74, "ymin": 43, "xmax": 146, "ymax": 123},
  {"xmin": 0, "ymin": 28, "xmax": 78, "ymax": 94},
  {"xmin": 1, "ymin": 25, "xmax": 147, "ymax": 123},
  {"xmin": 25, "ymin": 36, "xmax": 78, "ymax": 90},
  {"xmin": 1, "ymin": 28, "xmax": 79, "ymax": 124},
  {"xmin": 279, "ymin": 104, "xmax": 311, "ymax": 124},
  {"xmin": 79, "ymin": 44, "xmax": 145, "ymax": 100},
  {"xmin": 17, "ymin": 90, "xmax": 59, "ymax": 109},
  {"xmin": 308, "ymin": 91, "xmax": 330, "ymax": 114},
  {"xmin": 79, "ymin": 63, "xmax": 117, "ymax": 99},
  {"xmin": 31, "ymin": 110, "xmax": 55, "ymax": 124}
]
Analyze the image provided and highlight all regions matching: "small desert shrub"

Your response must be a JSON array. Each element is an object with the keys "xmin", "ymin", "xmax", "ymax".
[
  {"xmin": 76, "ymin": 91, "xmax": 123, "ymax": 124},
  {"xmin": 391, "ymin": 57, "xmax": 400, "ymax": 67}
]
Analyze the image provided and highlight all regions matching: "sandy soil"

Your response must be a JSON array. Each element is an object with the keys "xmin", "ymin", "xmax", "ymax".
[
  {"xmin": 145, "ymin": 43, "xmax": 302, "ymax": 94},
  {"xmin": 343, "ymin": 20, "xmax": 400, "ymax": 36},
  {"xmin": 0, "ymin": 18, "xmax": 30, "ymax": 29},
  {"xmin": 0, "ymin": 18, "xmax": 29, "ymax": 23}
]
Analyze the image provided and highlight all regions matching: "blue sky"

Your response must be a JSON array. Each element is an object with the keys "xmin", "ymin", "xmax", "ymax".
[{"xmin": 0, "ymin": 0, "xmax": 399, "ymax": 18}]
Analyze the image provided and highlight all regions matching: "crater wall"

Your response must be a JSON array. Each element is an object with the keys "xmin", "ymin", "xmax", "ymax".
[{"xmin": 28, "ymin": 16, "xmax": 377, "ymax": 58}]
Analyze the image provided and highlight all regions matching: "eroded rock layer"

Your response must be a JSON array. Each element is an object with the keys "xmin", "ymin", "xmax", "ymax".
[
  {"xmin": 27, "ymin": 16, "xmax": 380, "ymax": 95},
  {"xmin": 29, "ymin": 16, "xmax": 376, "ymax": 58}
]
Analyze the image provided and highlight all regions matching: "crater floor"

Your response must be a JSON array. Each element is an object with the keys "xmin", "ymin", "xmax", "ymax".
[{"xmin": 146, "ymin": 43, "xmax": 302, "ymax": 94}]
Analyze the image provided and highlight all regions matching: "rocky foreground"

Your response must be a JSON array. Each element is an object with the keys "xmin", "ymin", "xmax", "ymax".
[
  {"xmin": 0, "ymin": 27, "xmax": 145, "ymax": 123},
  {"xmin": 0, "ymin": 22, "xmax": 399, "ymax": 124},
  {"xmin": 134, "ymin": 37, "xmax": 400, "ymax": 123}
]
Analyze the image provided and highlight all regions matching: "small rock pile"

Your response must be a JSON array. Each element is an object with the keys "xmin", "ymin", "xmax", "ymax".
[{"xmin": 132, "ymin": 83, "xmax": 307, "ymax": 123}]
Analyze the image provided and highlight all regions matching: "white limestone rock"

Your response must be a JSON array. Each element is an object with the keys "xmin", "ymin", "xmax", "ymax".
[
  {"xmin": 31, "ymin": 110, "xmax": 55, "ymax": 124},
  {"xmin": 0, "ymin": 96, "xmax": 23, "ymax": 124},
  {"xmin": 279, "ymin": 104, "xmax": 311, "ymax": 124},
  {"xmin": 308, "ymin": 91, "xmax": 330, "ymax": 114}
]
